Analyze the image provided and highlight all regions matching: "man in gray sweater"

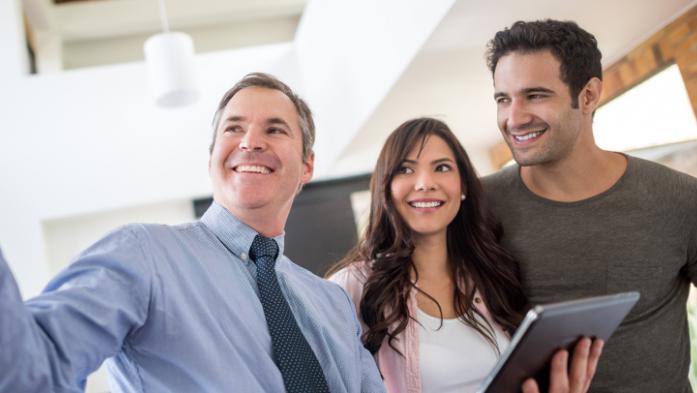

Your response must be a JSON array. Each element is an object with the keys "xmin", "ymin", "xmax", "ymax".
[{"xmin": 482, "ymin": 20, "xmax": 697, "ymax": 393}]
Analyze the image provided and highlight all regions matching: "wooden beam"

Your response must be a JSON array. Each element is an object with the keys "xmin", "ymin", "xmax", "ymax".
[{"xmin": 600, "ymin": 4, "xmax": 697, "ymax": 112}]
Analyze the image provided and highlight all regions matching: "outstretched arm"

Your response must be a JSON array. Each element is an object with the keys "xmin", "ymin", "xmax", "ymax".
[
  {"xmin": 0, "ymin": 226, "xmax": 152, "ymax": 392},
  {"xmin": 0, "ymin": 249, "xmax": 54, "ymax": 392}
]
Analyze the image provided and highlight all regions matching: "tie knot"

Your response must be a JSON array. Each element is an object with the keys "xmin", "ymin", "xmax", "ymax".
[{"xmin": 249, "ymin": 234, "xmax": 279, "ymax": 262}]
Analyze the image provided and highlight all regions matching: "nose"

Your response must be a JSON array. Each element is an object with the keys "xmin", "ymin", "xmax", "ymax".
[
  {"xmin": 414, "ymin": 171, "xmax": 437, "ymax": 192},
  {"xmin": 238, "ymin": 128, "xmax": 267, "ymax": 152},
  {"xmin": 506, "ymin": 100, "xmax": 533, "ymax": 132}
]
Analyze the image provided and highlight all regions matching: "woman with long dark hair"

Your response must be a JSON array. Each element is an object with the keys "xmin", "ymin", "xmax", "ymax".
[{"xmin": 327, "ymin": 118, "xmax": 601, "ymax": 393}]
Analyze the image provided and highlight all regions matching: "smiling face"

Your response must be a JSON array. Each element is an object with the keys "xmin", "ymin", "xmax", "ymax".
[
  {"xmin": 208, "ymin": 86, "xmax": 313, "ymax": 234},
  {"xmin": 389, "ymin": 135, "xmax": 462, "ymax": 241},
  {"xmin": 494, "ymin": 50, "xmax": 585, "ymax": 167}
]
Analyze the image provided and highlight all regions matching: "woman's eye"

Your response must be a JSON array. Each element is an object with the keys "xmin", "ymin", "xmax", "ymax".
[
  {"xmin": 436, "ymin": 164, "xmax": 451, "ymax": 172},
  {"xmin": 269, "ymin": 127, "xmax": 287, "ymax": 134},
  {"xmin": 224, "ymin": 125, "xmax": 242, "ymax": 133},
  {"xmin": 397, "ymin": 166, "xmax": 414, "ymax": 175}
]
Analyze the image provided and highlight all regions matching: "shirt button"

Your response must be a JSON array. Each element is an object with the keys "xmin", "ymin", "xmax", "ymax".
[{"xmin": 240, "ymin": 253, "xmax": 248, "ymax": 261}]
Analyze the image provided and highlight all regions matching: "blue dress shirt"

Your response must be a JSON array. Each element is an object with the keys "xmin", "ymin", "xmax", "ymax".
[{"xmin": 0, "ymin": 202, "xmax": 385, "ymax": 393}]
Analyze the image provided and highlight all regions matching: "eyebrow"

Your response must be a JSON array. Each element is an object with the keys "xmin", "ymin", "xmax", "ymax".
[
  {"xmin": 402, "ymin": 157, "xmax": 454, "ymax": 165},
  {"xmin": 522, "ymin": 87, "xmax": 555, "ymax": 95},
  {"xmin": 223, "ymin": 115, "xmax": 245, "ymax": 124},
  {"xmin": 223, "ymin": 116, "xmax": 291, "ymax": 129},
  {"xmin": 494, "ymin": 86, "xmax": 555, "ymax": 99},
  {"xmin": 493, "ymin": 91, "xmax": 508, "ymax": 100},
  {"xmin": 267, "ymin": 117, "xmax": 291, "ymax": 129}
]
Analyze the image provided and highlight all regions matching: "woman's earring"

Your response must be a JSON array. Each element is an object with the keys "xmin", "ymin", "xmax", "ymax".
[{"xmin": 461, "ymin": 194, "xmax": 466, "ymax": 201}]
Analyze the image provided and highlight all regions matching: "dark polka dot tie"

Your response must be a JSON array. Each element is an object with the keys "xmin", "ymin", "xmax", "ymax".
[{"xmin": 249, "ymin": 234, "xmax": 330, "ymax": 393}]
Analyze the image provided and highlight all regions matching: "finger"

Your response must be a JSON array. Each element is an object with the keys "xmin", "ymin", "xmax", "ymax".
[
  {"xmin": 583, "ymin": 339, "xmax": 605, "ymax": 391},
  {"xmin": 521, "ymin": 378, "xmax": 540, "ymax": 393},
  {"xmin": 548, "ymin": 349, "xmax": 569, "ymax": 393},
  {"xmin": 569, "ymin": 338, "xmax": 592, "ymax": 393}
]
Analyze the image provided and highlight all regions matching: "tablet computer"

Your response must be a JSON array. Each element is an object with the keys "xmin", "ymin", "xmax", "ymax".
[{"xmin": 477, "ymin": 291, "xmax": 639, "ymax": 393}]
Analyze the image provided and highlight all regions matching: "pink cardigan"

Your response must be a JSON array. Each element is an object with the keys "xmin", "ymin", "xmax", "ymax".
[{"xmin": 329, "ymin": 262, "xmax": 502, "ymax": 393}]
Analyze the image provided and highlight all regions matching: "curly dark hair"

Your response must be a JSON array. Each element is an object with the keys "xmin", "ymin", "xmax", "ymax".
[
  {"xmin": 327, "ymin": 118, "xmax": 526, "ymax": 355},
  {"xmin": 486, "ymin": 19, "xmax": 602, "ymax": 107}
]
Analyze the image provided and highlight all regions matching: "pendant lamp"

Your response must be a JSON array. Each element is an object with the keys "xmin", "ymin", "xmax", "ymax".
[{"xmin": 144, "ymin": 0, "xmax": 199, "ymax": 107}]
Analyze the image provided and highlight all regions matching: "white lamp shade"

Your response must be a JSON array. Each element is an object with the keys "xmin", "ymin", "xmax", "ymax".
[{"xmin": 144, "ymin": 32, "xmax": 199, "ymax": 107}]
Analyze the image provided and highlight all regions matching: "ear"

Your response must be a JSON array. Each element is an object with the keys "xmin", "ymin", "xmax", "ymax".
[
  {"xmin": 301, "ymin": 151, "xmax": 315, "ymax": 185},
  {"xmin": 580, "ymin": 77, "xmax": 603, "ymax": 115}
]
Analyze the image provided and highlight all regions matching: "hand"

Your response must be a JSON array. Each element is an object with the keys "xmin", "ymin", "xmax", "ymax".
[{"xmin": 520, "ymin": 337, "xmax": 604, "ymax": 393}]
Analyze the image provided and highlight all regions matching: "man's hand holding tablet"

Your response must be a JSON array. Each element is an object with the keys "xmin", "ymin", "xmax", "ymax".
[
  {"xmin": 521, "ymin": 337, "xmax": 605, "ymax": 393},
  {"xmin": 478, "ymin": 292, "xmax": 638, "ymax": 393}
]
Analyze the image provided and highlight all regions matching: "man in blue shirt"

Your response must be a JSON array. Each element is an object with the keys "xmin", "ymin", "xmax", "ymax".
[
  {"xmin": 0, "ymin": 73, "xmax": 385, "ymax": 393},
  {"xmin": 0, "ymin": 72, "xmax": 598, "ymax": 393}
]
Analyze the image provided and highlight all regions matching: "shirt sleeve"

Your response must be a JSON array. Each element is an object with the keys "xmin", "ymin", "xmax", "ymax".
[
  {"xmin": 356, "ymin": 315, "xmax": 386, "ymax": 393},
  {"xmin": 327, "ymin": 264, "xmax": 365, "ymax": 321},
  {"xmin": 332, "ymin": 282, "xmax": 384, "ymax": 393},
  {"xmin": 329, "ymin": 265, "xmax": 385, "ymax": 392},
  {"xmin": 0, "ymin": 225, "xmax": 152, "ymax": 392}
]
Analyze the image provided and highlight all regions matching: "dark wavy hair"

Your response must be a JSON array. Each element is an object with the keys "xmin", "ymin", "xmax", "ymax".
[
  {"xmin": 327, "ymin": 118, "xmax": 526, "ymax": 355},
  {"xmin": 486, "ymin": 19, "xmax": 602, "ymax": 107}
]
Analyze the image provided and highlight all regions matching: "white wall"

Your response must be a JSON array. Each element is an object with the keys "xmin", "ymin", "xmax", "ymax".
[
  {"xmin": 295, "ymin": 0, "xmax": 456, "ymax": 175},
  {"xmin": 332, "ymin": 46, "xmax": 501, "ymax": 178},
  {"xmin": 43, "ymin": 199, "xmax": 195, "ymax": 276}
]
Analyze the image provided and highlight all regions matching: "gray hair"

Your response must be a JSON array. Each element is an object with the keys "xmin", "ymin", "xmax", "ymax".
[{"xmin": 209, "ymin": 72, "xmax": 315, "ymax": 160}]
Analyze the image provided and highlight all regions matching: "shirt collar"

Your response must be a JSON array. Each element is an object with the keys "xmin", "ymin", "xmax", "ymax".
[{"xmin": 200, "ymin": 201, "xmax": 286, "ymax": 263}]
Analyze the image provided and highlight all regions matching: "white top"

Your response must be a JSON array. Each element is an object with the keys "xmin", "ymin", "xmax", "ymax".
[{"xmin": 417, "ymin": 308, "xmax": 510, "ymax": 393}]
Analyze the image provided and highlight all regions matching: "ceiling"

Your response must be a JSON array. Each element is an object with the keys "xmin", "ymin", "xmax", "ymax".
[
  {"xmin": 20, "ymin": 0, "xmax": 697, "ymax": 175},
  {"xmin": 23, "ymin": 0, "xmax": 307, "ymax": 70},
  {"xmin": 23, "ymin": 0, "xmax": 695, "ymax": 74}
]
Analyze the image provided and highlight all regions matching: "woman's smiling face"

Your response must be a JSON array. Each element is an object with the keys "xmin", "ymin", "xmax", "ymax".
[{"xmin": 390, "ymin": 135, "xmax": 463, "ymax": 241}]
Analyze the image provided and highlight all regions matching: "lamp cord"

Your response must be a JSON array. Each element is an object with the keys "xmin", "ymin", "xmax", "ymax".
[{"xmin": 157, "ymin": 0, "xmax": 170, "ymax": 33}]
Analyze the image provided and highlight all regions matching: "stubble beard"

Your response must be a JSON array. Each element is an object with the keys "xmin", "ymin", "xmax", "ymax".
[{"xmin": 508, "ymin": 112, "xmax": 583, "ymax": 168}]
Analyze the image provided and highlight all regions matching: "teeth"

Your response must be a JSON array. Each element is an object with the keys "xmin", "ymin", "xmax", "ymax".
[
  {"xmin": 410, "ymin": 201, "xmax": 442, "ymax": 208},
  {"xmin": 235, "ymin": 165, "xmax": 270, "ymax": 174},
  {"xmin": 513, "ymin": 131, "xmax": 542, "ymax": 141}
]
